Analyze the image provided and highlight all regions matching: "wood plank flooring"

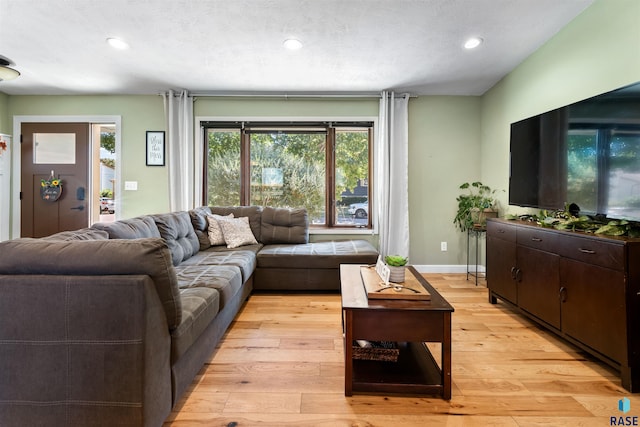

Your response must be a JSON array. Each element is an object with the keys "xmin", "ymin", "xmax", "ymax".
[{"xmin": 165, "ymin": 274, "xmax": 639, "ymax": 426}]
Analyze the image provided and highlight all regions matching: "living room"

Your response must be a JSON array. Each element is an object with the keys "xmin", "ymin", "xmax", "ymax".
[{"xmin": 1, "ymin": 0, "xmax": 639, "ymax": 425}]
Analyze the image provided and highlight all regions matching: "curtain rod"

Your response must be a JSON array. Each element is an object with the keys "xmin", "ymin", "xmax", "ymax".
[{"xmin": 188, "ymin": 92, "xmax": 414, "ymax": 99}]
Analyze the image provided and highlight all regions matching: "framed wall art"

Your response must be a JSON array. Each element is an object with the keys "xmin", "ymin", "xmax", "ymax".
[{"xmin": 146, "ymin": 131, "xmax": 165, "ymax": 166}]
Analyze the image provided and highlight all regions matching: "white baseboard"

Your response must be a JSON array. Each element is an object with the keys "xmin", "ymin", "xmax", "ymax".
[{"xmin": 413, "ymin": 264, "xmax": 486, "ymax": 274}]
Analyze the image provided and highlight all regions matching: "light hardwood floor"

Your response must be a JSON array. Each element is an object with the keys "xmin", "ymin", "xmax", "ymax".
[{"xmin": 165, "ymin": 274, "xmax": 638, "ymax": 426}]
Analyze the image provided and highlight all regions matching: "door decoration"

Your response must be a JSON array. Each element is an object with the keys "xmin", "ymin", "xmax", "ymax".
[
  {"xmin": 40, "ymin": 170, "xmax": 63, "ymax": 202},
  {"xmin": 0, "ymin": 137, "xmax": 7, "ymax": 158}
]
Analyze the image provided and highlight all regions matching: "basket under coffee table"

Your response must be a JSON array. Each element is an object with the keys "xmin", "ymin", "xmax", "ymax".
[{"xmin": 340, "ymin": 264, "xmax": 454, "ymax": 399}]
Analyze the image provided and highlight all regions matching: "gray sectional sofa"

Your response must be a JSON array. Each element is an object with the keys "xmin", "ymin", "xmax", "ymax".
[{"xmin": 0, "ymin": 205, "xmax": 378, "ymax": 427}]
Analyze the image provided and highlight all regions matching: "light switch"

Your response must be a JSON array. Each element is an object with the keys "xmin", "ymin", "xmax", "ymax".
[{"xmin": 124, "ymin": 181, "xmax": 138, "ymax": 191}]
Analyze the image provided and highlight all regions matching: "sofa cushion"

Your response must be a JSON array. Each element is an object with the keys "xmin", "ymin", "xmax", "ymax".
[
  {"xmin": 210, "ymin": 206, "xmax": 263, "ymax": 242},
  {"xmin": 171, "ymin": 287, "xmax": 220, "ymax": 362},
  {"xmin": 0, "ymin": 238, "xmax": 182, "ymax": 331},
  {"xmin": 152, "ymin": 212, "xmax": 200, "ymax": 266},
  {"xmin": 180, "ymin": 249, "xmax": 257, "ymax": 282},
  {"xmin": 257, "ymin": 240, "xmax": 379, "ymax": 269},
  {"xmin": 174, "ymin": 264, "xmax": 243, "ymax": 311},
  {"xmin": 206, "ymin": 213, "xmax": 234, "ymax": 246},
  {"xmin": 207, "ymin": 243, "xmax": 263, "ymax": 255},
  {"xmin": 189, "ymin": 206, "xmax": 214, "ymax": 250},
  {"xmin": 260, "ymin": 206, "xmax": 309, "ymax": 244},
  {"xmin": 42, "ymin": 227, "xmax": 109, "ymax": 241},
  {"xmin": 218, "ymin": 216, "xmax": 259, "ymax": 248},
  {"xmin": 92, "ymin": 215, "xmax": 161, "ymax": 239}
]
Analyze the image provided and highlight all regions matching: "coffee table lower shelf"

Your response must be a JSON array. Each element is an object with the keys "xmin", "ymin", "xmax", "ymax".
[{"xmin": 349, "ymin": 341, "xmax": 444, "ymax": 396}]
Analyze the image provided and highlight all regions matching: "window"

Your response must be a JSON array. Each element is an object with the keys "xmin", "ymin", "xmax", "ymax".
[
  {"xmin": 94, "ymin": 124, "xmax": 117, "ymax": 223},
  {"xmin": 33, "ymin": 133, "xmax": 76, "ymax": 164},
  {"xmin": 203, "ymin": 121, "xmax": 373, "ymax": 228}
]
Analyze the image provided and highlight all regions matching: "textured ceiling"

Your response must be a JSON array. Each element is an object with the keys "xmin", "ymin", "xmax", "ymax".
[{"xmin": 0, "ymin": 0, "xmax": 594, "ymax": 96}]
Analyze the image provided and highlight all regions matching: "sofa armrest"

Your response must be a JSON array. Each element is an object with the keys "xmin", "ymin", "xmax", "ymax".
[
  {"xmin": 0, "ymin": 237, "xmax": 182, "ymax": 330},
  {"xmin": 0, "ymin": 274, "xmax": 172, "ymax": 426}
]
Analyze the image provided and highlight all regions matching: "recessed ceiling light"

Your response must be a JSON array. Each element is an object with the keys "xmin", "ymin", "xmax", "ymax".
[
  {"xmin": 283, "ymin": 39, "xmax": 303, "ymax": 50},
  {"xmin": 107, "ymin": 37, "xmax": 129, "ymax": 50},
  {"xmin": 464, "ymin": 37, "xmax": 483, "ymax": 49}
]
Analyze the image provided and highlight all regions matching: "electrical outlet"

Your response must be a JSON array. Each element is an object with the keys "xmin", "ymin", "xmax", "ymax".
[
  {"xmin": 441, "ymin": 241, "xmax": 447, "ymax": 251},
  {"xmin": 124, "ymin": 181, "xmax": 138, "ymax": 191}
]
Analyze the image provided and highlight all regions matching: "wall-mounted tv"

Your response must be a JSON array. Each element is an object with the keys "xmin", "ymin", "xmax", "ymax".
[{"xmin": 509, "ymin": 81, "xmax": 640, "ymax": 221}]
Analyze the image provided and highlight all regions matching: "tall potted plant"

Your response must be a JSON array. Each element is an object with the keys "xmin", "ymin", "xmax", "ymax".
[{"xmin": 454, "ymin": 181, "xmax": 499, "ymax": 232}]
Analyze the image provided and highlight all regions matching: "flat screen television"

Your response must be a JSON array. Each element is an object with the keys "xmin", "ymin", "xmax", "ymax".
[{"xmin": 509, "ymin": 81, "xmax": 640, "ymax": 221}]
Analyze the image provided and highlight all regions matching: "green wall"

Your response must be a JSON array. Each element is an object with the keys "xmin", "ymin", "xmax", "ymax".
[
  {"xmin": 480, "ymin": 0, "xmax": 640, "ymax": 218},
  {"xmin": 408, "ymin": 0, "xmax": 640, "ymax": 267},
  {"xmin": 408, "ymin": 96, "xmax": 481, "ymax": 266},
  {"xmin": 0, "ymin": 92, "xmax": 9, "ymax": 134}
]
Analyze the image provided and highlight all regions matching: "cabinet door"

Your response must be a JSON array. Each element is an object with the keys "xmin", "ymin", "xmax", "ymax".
[
  {"xmin": 517, "ymin": 245, "xmax": 561, "ymax": 329},
  {"xmin": 487, "ymin": 235, "xmax": 517, "ymax": 304},
  {"xmin": 560, "ymin": 258, "xmax": 626, "ymax": 363}
]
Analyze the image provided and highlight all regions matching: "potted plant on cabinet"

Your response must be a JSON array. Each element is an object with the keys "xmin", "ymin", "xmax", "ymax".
[
  {"xmin": 385, "ymin": 255, "xmax": 408, "ymax": 283},
  {"xmin": 454, "ymin": 181, "xmax": 499, "ymax": 232}
]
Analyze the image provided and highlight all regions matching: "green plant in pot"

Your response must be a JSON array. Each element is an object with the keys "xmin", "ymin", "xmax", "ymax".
[
  {"xmin": 385, "ymin": 255, "xmax": 408, "ymax": 283},
  {"xmin": 454, "ymin": 181, "xmax": 499, "ymax": 232}
]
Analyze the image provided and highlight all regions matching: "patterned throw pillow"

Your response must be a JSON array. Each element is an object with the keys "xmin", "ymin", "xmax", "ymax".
[
  {"xmin": 217, "ymin": 216, "xmax": 259, "ymax": 248},
  {"xmin": 206, "ymin": 213, "xmax": 234, "ymax": 245}
]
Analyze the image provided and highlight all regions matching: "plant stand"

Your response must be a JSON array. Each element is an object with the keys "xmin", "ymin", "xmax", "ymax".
[{"xmin": 466, "ymin": 225, "xmax": 486, "ymax": 286}]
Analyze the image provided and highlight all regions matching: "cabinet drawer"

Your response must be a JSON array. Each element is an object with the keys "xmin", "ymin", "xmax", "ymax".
[
  {"xmin": 486, "ymin": 220, "xmax": 516, "ymax": 242},
  {"xmin": 557, "ymin": 234, "xmax": 625, "ymax": 271},
  {"xmin": 517, "ymin": 226, "xmax": 558, "ymax": 252}
]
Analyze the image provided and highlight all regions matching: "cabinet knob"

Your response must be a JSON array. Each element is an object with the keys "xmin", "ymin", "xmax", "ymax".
[
  {"xmin": 579, "ymin": 248, "xmax": 596, "ymax": 254},
  {"xmin": 531, "ymin": 237, "xmax": 542, "ymax": 242},
  {"xmin": 559, "ymin": 286, "xmax": 567, "ymax": 303}
]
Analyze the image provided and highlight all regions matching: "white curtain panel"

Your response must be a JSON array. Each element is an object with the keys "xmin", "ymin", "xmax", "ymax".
[
  {"xmin": 376, "ymin": 91, "xmax": 410, "ymax": 259},
  {"xmin": 163, "ymin": 89, "xmax": 194, "ymax": 211}
]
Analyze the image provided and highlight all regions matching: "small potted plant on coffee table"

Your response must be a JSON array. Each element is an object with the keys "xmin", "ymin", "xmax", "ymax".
[{"xmin": 385, "ymin": 255, "xmax": 408, "ymax": 283}]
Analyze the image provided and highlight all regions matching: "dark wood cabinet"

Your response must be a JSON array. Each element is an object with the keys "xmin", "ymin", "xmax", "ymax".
[
  {"xmin": 517, "ymin": 245, "xmax": 560, "ymax": 329},
  {"xmin": 559, "ymin": 258, "xmax": 626, "ymax": 363},
  {"xmin": 486, "ymin": 221, "xmax": 517, "ymax": 304},
  {"xmin": 487, "ymin": 218, "xmax": 640, "ymax": 392}
]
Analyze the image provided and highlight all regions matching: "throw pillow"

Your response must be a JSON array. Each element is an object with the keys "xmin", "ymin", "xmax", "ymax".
[
  {"xmin": 218, "ymin": 216, "xmax": 259, "ymax": 248},
  {"xmin": 206, "ymin": 213, "xmax": 234, "ymax": 245}
]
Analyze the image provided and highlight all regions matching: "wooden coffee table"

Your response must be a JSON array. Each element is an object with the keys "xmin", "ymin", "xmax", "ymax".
[{"xmin": 340, "ymin": 264, "xmax": 454, "ymax": 399}]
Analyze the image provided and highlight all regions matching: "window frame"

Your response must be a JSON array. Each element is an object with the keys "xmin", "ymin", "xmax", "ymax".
[{"xmin": 200, "ymin": 118, "xmax": 375, "ymax": 230}]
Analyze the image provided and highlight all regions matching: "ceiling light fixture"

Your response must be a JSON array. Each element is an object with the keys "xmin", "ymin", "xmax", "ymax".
[
  {"xmin": 0, "ymin": 56, "xmax": 20, "ymax": 81},
  {"xmin": 283, "ymin": 39, "xmax": 303, "ymax": 50},
  {"xmin": 107, "ymin": 37, "xmax": 129, "ymax": 50},
  {"xmin": 464, "ymin": 37, "xmax": 483, "ymax": 49}
]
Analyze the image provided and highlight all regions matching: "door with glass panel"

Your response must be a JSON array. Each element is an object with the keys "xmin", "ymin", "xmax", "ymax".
[{"xmin": 21, "ymin": 123, "xmax": 89, "ymax": 237}]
